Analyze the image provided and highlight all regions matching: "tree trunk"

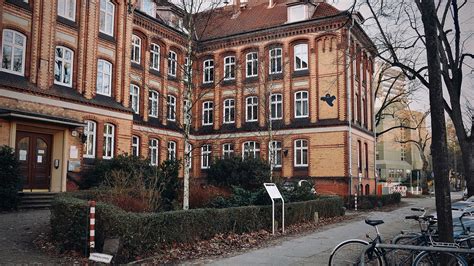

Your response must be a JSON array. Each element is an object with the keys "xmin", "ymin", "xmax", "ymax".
[{"xmin": 418, "ymin": 0, "xmax": 453, "ymax": 242}]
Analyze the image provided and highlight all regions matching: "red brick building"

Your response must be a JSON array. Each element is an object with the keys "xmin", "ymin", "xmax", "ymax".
[{"xmin": 0, "ymin": 0, "xmax": 376, "ymax": 196}]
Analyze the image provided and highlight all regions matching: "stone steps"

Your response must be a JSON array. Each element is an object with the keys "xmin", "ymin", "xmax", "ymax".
[{"xmin": 18, "ymin": 192, "xmax": 57, "ymax": 209}]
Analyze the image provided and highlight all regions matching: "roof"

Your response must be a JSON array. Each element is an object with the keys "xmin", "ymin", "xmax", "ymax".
[{"xmin": 194, "ymin": 0, "xmax": 342, "ymax": 41}]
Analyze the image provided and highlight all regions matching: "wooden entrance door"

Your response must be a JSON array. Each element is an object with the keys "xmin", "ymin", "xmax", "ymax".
[{"xmin": 16, "ymin": 131, "xmax": 52, "ymax": 190}]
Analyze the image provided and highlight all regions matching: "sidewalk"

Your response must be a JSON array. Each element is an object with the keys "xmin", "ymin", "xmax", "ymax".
[{"xmin": 196, "ymin": 193, "xmax": 461, "ymax": 265}]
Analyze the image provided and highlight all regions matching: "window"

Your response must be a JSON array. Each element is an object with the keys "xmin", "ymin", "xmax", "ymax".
[
  {"xmin": 294, "ymin": 139, "xmax": 308, "ymax": 167},
  {"xmin": 140, "ymin": 0, "xmax": 156, "ymax": 17},
  {"xmin": 148, "ymin": 90, "xmax": 159, "ymax": 118},
  {"xmin": 357, "ymin": 140, "xmax": 362, "ymax": 172},
  {"xmin": 365, "ymin": 142, "xmax": 369, "ymax": 176},
  {"xmin": 167, "ymin": 95, "xmax": 176, "ymax": 121},
  {"xmin": 203, "ymin": 59, "xmax": 214, "ymax": 83},
  {"xmin": 246, "ymin": 96, "xmax": 258, "ymax": 122},
  {"xmin": 223, "ymin": 99, "xmax": 235, "ymax": 124},
  {"xmin": 168, "ymin": 51, "xmax": 177, "ymax": 77},
  {"xmin": 99, "ymin": 0, "xmax": 114, "ymax": 36},
  {"xmin": 401, "ymin": 143, "xmax": 406, "ymax": 161},
  {"xmin": 202, "ymin": 101, "xmax": 213, "ymax": 126},
  {"xmin": 294, "ymin": 91, "xmax": 309, "ymax": 118},
  {"xmin": 83, "ymin": 120, "xmax": 97, "ymax": 158},
  {"xmin": 269, "ymin": 47, "xmax": 282, "ymax": 74},
  {"xmin": 270, "ymin": 94, "xmax": 283, "ymax": 120},
  {"xmin": 1, "ymin": 30, "xmax": 26, "ymax": 75},
  {"xmin": 184, "ymin": 56, "xmax": 191, "ymax": 82},
  {"xmin": 269, "ymin": 141, "xmax": 282, "ymax": 168},
  {"xmin": 150, "ymin": 43, "xmax": 160, "ymax": 71},
  {"xmin": 222, "ymin": 143, "xmax": 234, "ymax": 158},
  {"xmin": 183, "ymin": 99, "xmax": 192, "ymax": 125},
  {"xmin": 288, "ymin": 4, "xmax": 306, "ymax": 23},
  {"xmin": 96, "ymin": 59, "xmax": 112, "ymax": 96},
  {"xmin": 294, "ymin": 44, "xmax": 308, "ymax": 71},
  {"xmin": 185, "ymin": 143, "xmax": 192, "ymax": 169},
  {"xmin": 355, "ymin": 92, "xmax": 359, "ymax": 123},
  {"xmin": 54, "ymin": 46, "xmax": 74, "ymax": 87},
  {"xmin": 224, "ymin": 56, "xmax": 235, "ymax": 80},
  {"xmin": 201, "ymin": 144, "xmax": 211, "ymax": 169},
  {"xmin": 168, "ymin": 141, "xmax": 176, "ymax": 160},
  {"xmin": 130, "ymin": 84, "xmax": 140, "ymax": 114},
  {"xmin": 131, "ymin": 35, "xmax": 141, "ymax": 64},
  {"xmin": 103, "ymin": 123, "xmax": 115, "ymax": 159},
  {"xmin": 57, "ymin": 0, "xmax": 76, "ymax": 21},
  {"xmin": 246, "ymin": 52, "xmax": 258, "ymax": 78},
  {"xmin": 149, "ymin": 138, "xmax": 159, "ymax": 166},
  {"xmin": 132, "ymin": 135, "xmax": 140, "ymax": 157},
  {"xmin": 242, "ymin": 141, "xmax": 260, "ymax": 159}
]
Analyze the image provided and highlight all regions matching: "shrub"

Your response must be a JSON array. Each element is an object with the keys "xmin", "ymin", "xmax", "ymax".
[
  {"xmin": 206, "ymin": 156, "xmax": 271, "ymax": 190},
  {"xmin": 189, "ymin": 185, "xmax": 231, "ymax": 209},
  {"xmin": 51, "ymin": 193, "xmax": 344, "ymax": 262},
  {"xmin": 344, "ymin": 193, "xmax": 401, "ymax": 210},
  {"xmin": 0, "ymin": 145, "xmax": 21, "ymax": 210}
]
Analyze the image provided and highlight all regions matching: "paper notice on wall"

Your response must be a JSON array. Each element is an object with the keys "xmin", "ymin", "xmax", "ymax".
[
  {"xmin": 19, "ymin": 150, "xmax": 27, "ymax": 161},
  {"xmin": 38, "ymin": 149, "xmax": 45, "ymax": 154},
  {"xmin": 37, "ymin": 156, "xmax": 43, "ymax": 163},
  {"xmin": 70, "ymin": 146, "xmax": 78, "ymax": 159}
]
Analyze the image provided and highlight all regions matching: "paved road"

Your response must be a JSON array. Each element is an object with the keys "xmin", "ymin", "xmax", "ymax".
[{"xmin": 203, "ymin": 193, "xmax": 462, "ymax": 266}]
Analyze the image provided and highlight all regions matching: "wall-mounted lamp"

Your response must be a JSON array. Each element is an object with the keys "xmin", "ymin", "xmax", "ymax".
[{"xmin": 283, "ymin": 149, "xmax": 289, "ymax": 157}]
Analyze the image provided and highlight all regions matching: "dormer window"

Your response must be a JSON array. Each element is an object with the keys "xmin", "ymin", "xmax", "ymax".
[
  {"xmin": 140, "ymin": 0, "xmax": 156, "ymax": 18},
  {"xmin": 288, "ymin": 4, "xmax": 307, "ymax": 23}
]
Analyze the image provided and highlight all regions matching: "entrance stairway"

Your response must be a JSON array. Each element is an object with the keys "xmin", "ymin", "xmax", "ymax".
[{"xmin": 18, "ymin": 192, "xmax": 58, "ymax": 209}]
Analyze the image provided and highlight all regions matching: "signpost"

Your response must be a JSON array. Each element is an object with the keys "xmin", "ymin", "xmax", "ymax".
[{"xmin": 264, "ymin": 183, "xmax": 285, "ymax": 235}]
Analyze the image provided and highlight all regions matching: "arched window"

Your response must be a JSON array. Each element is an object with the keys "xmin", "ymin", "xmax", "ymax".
[
  {"xmin": 203, "ymin": 59, "xmax": 214, "ymax": 83},
  {"xmin": 365, "ymin": 184, "xmax": 370, "ymax": 195},
  {"xmin": 99, "ymin": 0, "xmax": 115, "ymax": 36},
  {"xmin": 294, "ymin": 139, "xmax": 308, "ymax": 167},
  {"xmin": 168, "ymin": 51, "xmax": 177, "ymax": 77},
  {"xmin": 269, "ymin": 47, "xmax": 282, "ymax": 74},
  {"xmin": 130, "ymin": 84, "xmax": 140, "ymax": 114},
  {"xmin": 202, "ymin": 101, "xmax": 213, "ymax": 126},
  {"xmin": 201, "ymin": 144, "xmax": 211, "ymax": 169},
  {"xmin": 269, "ymin": 141, "xmax": 282, "ymax": 168},
  {"xmin": 103, "ymin": 123, "xmax": 115, "ymax": 159},
  {"xmin": 168, "ymin": 141, "xmax": 177, "ymax": 160},
  {"xmin": 150, "ymin": 43, "xmax": 160, "ymax": 71},
  {"xmin": 131, "ymin": 35, "xmax": 141, "ymax": 64},
  {"xmin": 222, "ymin": 143, "xmax": 234, "ymax": 158},
  {"xmin": 242, "ymin": 141, "xmax": 260, "ymax": 159},
  {"xmin": 270, "ymin": 94, "xmax": 283, "ymax": 120},
  {"xmin": 294, "ymin": 91, "xmax": 309, "ymax": 118},
  {"xmin": 294, "ymin": 43, "xmax": 308, "ymax": 71},
  {"xmin": 246, "ymin": 52, "xmax": 258, "ymax": 78},
  {"xmin": 1, "ymin": 29, "xmax": 26, "ymax": 75},
  {"xmin": 167, "ymin": 95, "xmax": 176, "ymax": 121},
  {"xmin": 246, "ymin": 96, "xmax": 258, "ymax": 122},
  {"xmin": 149, "ymin": 138, "xmax": 159, "ymax": 166},
  {"xmin": 132, "ymin": 135, "xmax": 140, "ymax": 157},
  {"xmin": 224, "ymin": 56, "xmax": 235, "ymax": 80},
  {"xmin": 83, "ymin": 120, "xmax": 97, "ymax": 158},
  {"xmin": 97, "ymin": 59, "xmax": 112, "ymax": 96},
  {"xmin": 148, "ymin": 90, "xmax": 159, "ymax": 118},
  {"xmin": 54, "ymin": 46, "xmax": 74, "ymax": 87},
  {"xmin": 57, "ymin": 0, "xmax": 76, "ymax": 21},
  {"xmin": 223, "ymin": 99, "xmax": 235, "ymax": 124}
]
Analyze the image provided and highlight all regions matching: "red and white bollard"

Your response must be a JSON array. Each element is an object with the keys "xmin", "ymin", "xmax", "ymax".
[{"xmin": 89, "ymin": 201, "xmax": 96, "ymax": 250}]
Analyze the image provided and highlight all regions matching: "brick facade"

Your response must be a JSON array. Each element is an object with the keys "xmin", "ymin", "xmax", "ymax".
[{"xmin": 0, "ymin": 0, "xmax": 376, "ymax": 195}]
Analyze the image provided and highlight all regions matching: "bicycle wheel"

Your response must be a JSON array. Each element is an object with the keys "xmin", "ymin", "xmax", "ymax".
[
  {"xmin": 391, "ymin": 233, "xmax": 424, "ymax": 265},
  {"xmin": 328, "ymin": 239, "xmax": 383, "ymax": 266},
  {"xmin": 413, "ymin": 251, "xmax": 468, "ymax": 266}
]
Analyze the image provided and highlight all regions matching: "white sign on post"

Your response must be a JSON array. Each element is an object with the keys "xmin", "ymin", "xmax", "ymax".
[{"xmin": 264, "ymin": 183, "xmax": 285, "ymax": 235}]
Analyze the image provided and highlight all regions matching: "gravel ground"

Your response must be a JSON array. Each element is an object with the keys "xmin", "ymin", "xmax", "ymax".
[{"xmin": 0, "ymin": 209, "xmax": 62, "ymax": 264}]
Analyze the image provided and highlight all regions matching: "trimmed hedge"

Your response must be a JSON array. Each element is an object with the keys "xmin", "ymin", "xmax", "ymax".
[
  {"xmin": 51, "ymin": 193, "xmax": 344, "ymax": 262},
  {"xmin": 0, "ymin": 146, "xmax": 21, "ymax": 211},
  {"xmin": 344, "ymin": 193, "xmax": 401, "ymax": 210}
]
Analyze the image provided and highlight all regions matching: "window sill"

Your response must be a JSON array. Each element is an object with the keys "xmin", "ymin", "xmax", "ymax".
[
  {"xmin": 201, "ymin": 82, "xmax": 214, "ymax": 89},
  {"xmin": 98, "ymin": 32, "xmax": 116, "ymax": 43},
  {"xmin": 244, "ymin": 76, "xmax": 259, "ymax": 84},
  {"xmin": 167, "ymin": 76, "xmax": 178, "ymax": 82},
  {"xmin": 292, "ymin": 69, "xmax": 309, "ymax": 78},
  {"xmin": 149, "ymin": 69, "xmax": 161, "ymax": 77},
  {"xmin": 131, "ymin": 62, "xmax": 143, "ymax": 70},
  {"xmin": 57, "ymin": 16, "xmax": 78, "ymax": 29},
  {"xmin": 268, "ymin": 73, "xmax": 283, "ymax": 81},
  {"xmin": 6, "ymin": 0, "xmax": 31, "ymax": 11},
  {"xmin": 222, "ymin": 80, "xmax": 236, "ymax": 86}
]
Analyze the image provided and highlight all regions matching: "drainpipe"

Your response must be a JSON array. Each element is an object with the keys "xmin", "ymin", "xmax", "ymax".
[{"xmin": 346, "ymin": 15, "xmax": 355, "ymax": 199}]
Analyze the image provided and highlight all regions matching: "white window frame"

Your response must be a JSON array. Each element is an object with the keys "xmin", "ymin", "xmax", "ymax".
[
  {"xmin": 246, "ymin": 96, "xmax": 258, "ymax": 122},
  {"xmin": 183, "ymin": 99, "xmax": 191, "ymax": 125},
  {"xmin": 242, "ymin": 141, "xmax": 260, "ymax": 160},
  {"xmin": 130, "ymin": 84, "xmax": 140, "ymax": 114},
  {"xmin": 103, "ymin": 123, "xmax": 115, "ymax": 160},
  {"xmin": 150, "ymin": 43, "xmax": 160, "ymax": 71},
  {"xmin": 185, "ymin": 143, "xmax": 192, "ymax": 169},
  {"xmin": 203, "ymin": 59, "xmax": 214, "ymax": 84},
  {"xmin": 131, "ymin": 35, "xmax": 141, "ymax": 64},
  {"xmin": 168, "ymin": 141, "xmax": 176, "ymax": 160},
  {"xmin": 168, "ymin": 51, "xmax": 177, "ymax": 77},
  {"xmin": 269, "ymin": 47, "xmax": 282, "ymax": 74},
  {"xmin": 246, "ymin": 52, "xmax": 258, "ymax": 78},
  {"xmin": 201, "ymin": 144, "xmax": 211, "ymax": 169},
  {"xmin": 140, "ymin": 0, "xmax": 156, "ymax": 17},
  {"xmin": 148, "ymin": 90, "xmax": 159, "ymax": 118},
  {"xmin": 132, "ymin": 135, "xmax": 140, "ymax": 157},
  {"xmin": 294, "ymin": 139, "xmax": 308, "ymax": 167},
  {"xmin": 54, "ymin": 46, "xmax": 74, "ymax": 87},
  {"xmin": 0, "ymin": 29, "xmax": 26, "ymax": 76},
  {"xmin": 294, "ymin": 43, "xmax": 308, "ymax": 71},
  {"xmin": 99, "ymin": 0, "xmax": 115, "ymax": 36},
  {"xmin": 269, "ymin": 141, "xmax": 282, "ymax": 168},
  {"xmin": 224, "ymin": 56, "xmax": 236, "ymax": 81},
  {"xmin": 83, "ymin": 120, "xmax": 97, "ymax": 158},
  {"xmin": 223, "ymin": 98, "xmax": 235, "ymax": 124},
  {"xmin": 294, "ymin": 91, "xmax": 309, "ymax": 118},
  {"xmin": 287, "ymin": 4, "xmax": 307, "ymax": 23},
  {"xmin": 202, "ymin": 101, "xmax": 213, "ymax": 126},
  {"xmin": 96, "ymin": 59, "xmax": 112, "ymax": 96},
  {"xmin": 270, "ymin": 93, "xmax": 283, "ymax": 120},
  {"xmin": 57, "ymin": 0, "xmax": 76, "ymax": 21},
  {"xmin": 184, "ymin": 56, "xmax": 191, "ymax": 82},
  {"xmin": 222, "ymin": 143, "xmax": 234, "ymax": 159},
  {"xmin": 149, "ymin": 138, "xmax": 159, "ymax": 166},
  {"xmin": 167, "ymin": 95, "xmax": 176, "ymax": 121}
]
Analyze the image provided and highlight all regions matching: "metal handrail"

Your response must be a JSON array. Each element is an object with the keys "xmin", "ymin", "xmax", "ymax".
[{"xmin": 359, "ymin": 243, "xmax": 474, "ymax": 265}]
